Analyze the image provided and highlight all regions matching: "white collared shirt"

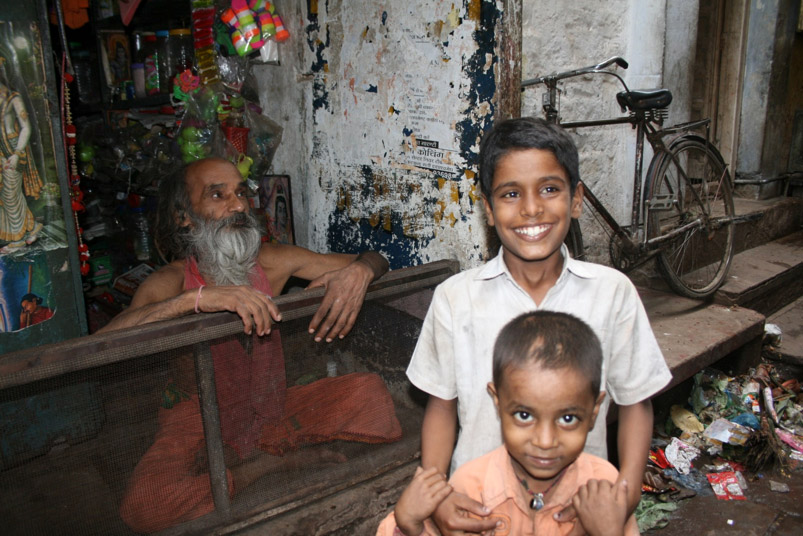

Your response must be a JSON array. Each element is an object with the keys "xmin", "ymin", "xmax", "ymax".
[{"xmin": 407, "ymin": 245, "xmax": 672, "ymax": 473}]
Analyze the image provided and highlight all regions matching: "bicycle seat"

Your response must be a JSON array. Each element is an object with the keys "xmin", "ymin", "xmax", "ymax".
[{"xmin": 616, "ymin": 89, "xmax": 673, "ymax": 112}]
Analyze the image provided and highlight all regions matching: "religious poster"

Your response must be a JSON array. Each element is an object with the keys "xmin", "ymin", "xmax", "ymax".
[
  {"xmin": 0, "ymin": 9, "xmax": 85, "ymax": 350},
  {"xmin": 0, "ymin": 254, "xmax": 53, "ymax": 332},
  {"xmin": 259, "ymin": 175, "xmax": 294, "ymax": 245}
]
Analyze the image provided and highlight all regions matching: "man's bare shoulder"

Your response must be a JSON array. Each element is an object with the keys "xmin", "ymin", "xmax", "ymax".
[
  {"xmin": 130, "ymin": 260, "xmax": 187, "ymax": 307},
  {"xmin": 258, "ymin": 242, "xmax": 314, "ymax": 268}
]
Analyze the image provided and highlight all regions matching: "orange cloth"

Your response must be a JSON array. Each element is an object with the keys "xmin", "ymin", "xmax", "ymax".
[
  {"xmin": 261, "ymin": 372, "xmax": 402, "ymax": 455},
  {"xmin": 119, "ymin": 396, "xmax": 233, "ymax": 533},
  {"xmin": 120, "ymin": 259, "xmax": 402, "ymax": 533},
  {"xmin": 122, "ymin": 373, "xmax": 402, "ymax": 534},
  {"xmin": 184, "ymin": 257, "xmax": 286, "ymax": 459},
  {"xmin": 61, "ymin": 0, "xmax": 90, "ymax": 29},
  {"xmin": 377, "ymin": 449, "xmax": 639, "ymax": 536}
]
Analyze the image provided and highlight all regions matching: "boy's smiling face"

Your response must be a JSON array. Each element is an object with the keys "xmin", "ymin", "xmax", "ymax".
[
  {"xmin": 482, "ymin": 148, "xmax": 583, "ymax": 275},
  {"xmin": 488, "ymin": 361, "xmax": 604, "ymax": 493}
]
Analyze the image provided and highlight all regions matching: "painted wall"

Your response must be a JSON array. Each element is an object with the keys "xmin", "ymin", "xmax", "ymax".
[
  {"xmin": 252, "ymin": 0, "xmax": 501, "ymax": 270},
  {"xmin": 252, "ymin": 0, "xmax": 703, "ymax": 269},
  {"xmin": 736, "ymin": 0, "xmax": 780, "ymax": 175}
]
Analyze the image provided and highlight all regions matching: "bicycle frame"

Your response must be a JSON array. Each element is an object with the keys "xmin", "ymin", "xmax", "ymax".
[{"xmin": 524, "ymin": 57, "xmax": 715, "ymax": 257}]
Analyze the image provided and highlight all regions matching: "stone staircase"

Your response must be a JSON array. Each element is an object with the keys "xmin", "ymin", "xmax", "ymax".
[
  {"xmin": 638, "ymin": 196, "xmax": 803, "ymax": 535},
  {"xmin": 642, "ymin": 195, "xmax": 803, "ymax": 390}
]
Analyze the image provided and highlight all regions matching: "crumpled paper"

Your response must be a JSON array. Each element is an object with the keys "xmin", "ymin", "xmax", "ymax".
[{"xmin": 665, "ymin": 437, "xmax": 701, "ymax": 474}]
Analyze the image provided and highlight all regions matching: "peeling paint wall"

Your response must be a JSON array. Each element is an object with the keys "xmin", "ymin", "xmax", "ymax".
[
  {"xmin": 253, "ymin": 1, "xmax": 502, "ymax": 270},
  {"xmin": 252, "ymin": 1, "xmax": 701, "ymax": 269}
]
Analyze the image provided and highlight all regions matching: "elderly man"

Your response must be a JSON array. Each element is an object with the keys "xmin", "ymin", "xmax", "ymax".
[{"xmin": 108, "ymin": 157, "xmax": 400, "ymax": 532}]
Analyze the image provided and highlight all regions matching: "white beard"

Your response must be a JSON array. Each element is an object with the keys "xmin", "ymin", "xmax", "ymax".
[{"xmin": 187, "ymin": 211, "xmax": 262, "ymax": 286}]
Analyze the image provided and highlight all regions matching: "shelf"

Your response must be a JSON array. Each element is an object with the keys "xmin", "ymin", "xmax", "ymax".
[{"xmin": 107, "ymin": 94, "xmax": 171, "ymax": 110}]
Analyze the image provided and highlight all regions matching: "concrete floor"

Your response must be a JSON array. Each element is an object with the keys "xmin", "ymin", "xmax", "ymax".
[{"xmin": 652, "ymin": 470, "xmax": 803, "ymax": 536}]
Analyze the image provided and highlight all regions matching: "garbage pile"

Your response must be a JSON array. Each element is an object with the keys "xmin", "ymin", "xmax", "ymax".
[{"xmin": 635, "ymin": 361, "xmax": 802, "ymax": 531}]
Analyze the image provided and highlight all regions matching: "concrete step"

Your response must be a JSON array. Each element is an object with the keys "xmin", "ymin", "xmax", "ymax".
[
  {"xmin": 638, "ymin": 287, "xmax": 765, "ymax": 392},
  {"xmin": 715, "ymin": 229, "xmax": 803, "ymax": 316},
  {"xmin": 731, "ymin": 196, "xmax": 803, "ymax": 255}
]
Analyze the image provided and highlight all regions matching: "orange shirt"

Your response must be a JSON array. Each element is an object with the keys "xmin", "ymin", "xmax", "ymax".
[{"xmin": 377, "ymin": 448, "xmax": 639, "ymax": 535}]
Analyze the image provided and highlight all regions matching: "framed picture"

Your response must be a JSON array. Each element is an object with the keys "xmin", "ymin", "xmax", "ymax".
[
  {"xmin": 259, "ymin": 175, "xmax": 294, "ymax": 245},
  {"xmin": 100, "ymin": 29, "xmax": 130, "ymax": 88},
  {"xmin": 0, "ymin": 2, "xmax": 87, "ymax": 349}
]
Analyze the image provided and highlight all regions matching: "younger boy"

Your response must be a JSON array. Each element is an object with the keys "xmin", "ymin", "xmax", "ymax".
[
  {"xmin": 407, "ymin": 117, "xmax": 671, "ymax": 533},
  {"xmin": 380, "ymin": 312, "xmax": 638, "ymax": 535}
]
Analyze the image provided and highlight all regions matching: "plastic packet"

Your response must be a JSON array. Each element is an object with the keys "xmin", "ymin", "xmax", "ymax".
[
  {"xmin": 175, "ymin": 85, "xmax": 224, "ymax": 163},
  {"xmin": 243, "ymin": 101, "xmax": 283, "ymax": 178},
  {"xmin": 671, "ymin": 405, "xmax": 705, "ymax": 434},
  {"xmin": 703, "ymin": 417, "xmax": 752, "ymax": 446},
  {"xmin": 706, "ymin": 471, "xmax": 746, "ymax": 500}
]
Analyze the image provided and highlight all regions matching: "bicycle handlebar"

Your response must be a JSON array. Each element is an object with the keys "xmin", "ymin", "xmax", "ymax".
[{"xmin": 521, "ymin": 56, "xmax": 629, "ymax": 88}]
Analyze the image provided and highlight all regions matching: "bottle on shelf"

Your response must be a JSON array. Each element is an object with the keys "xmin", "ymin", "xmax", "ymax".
[
  {"xmin": 168, "ymin": 28, "xmax": 194, "ymax": 90},
  {"xmin": 130, "ymin": 207, "xmax": 152, "ymax": 262},
  {"xmin": 141, "ymin": 32, "xmax": 160, "ymax": 96},
  {"xmin": 155, "ymin": 30, "xmax": 171, "ymax": 94}
]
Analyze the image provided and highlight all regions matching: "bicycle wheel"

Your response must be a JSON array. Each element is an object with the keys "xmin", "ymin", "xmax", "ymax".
[
  {"xmin": 564, "ymin": 218, "xmax": 585, "ymax": 260},
  {"xmin": 646, "ymin": 136, "xmax": 734, "ymax": 299}
]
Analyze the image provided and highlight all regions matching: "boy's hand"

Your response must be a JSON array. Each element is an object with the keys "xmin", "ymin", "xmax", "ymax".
[
  {"xmin": 553, "ymin": 502, "xmax": 583, "ymax": 536},
  {"xmin": 571, "ymin": 479, "xmax": 628, "ymax": 536},
  {"xmin": 395, "ymin": 467, "xmax": 452, "ymax": 536},
  {"xmin": 432, "ymin": 490, "xmax": 499, "ymax": 535}
]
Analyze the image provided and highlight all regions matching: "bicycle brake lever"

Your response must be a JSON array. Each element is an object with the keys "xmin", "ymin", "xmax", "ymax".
[{"xmin": 594, "ymin": 56, "xmax": 629, "ymax": 71}]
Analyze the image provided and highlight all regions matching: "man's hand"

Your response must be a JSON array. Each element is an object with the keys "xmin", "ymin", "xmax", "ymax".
[
  {"xmin": 305, "ymin": 260, "xmax": 373, "ymax": 342},
  {"xmin": 431, "ymin": 490, "xmax": 499, "ymax": 535},
  {"xmin": 395, "ymin": 467, "xmax": 453, "ymax": 536},
  {"xmin": 572, "ymin": 479, "xmax": 628, "ymax": 536},
  {"xmin": 196, "ymin": 285, "xmax": 282, "ymax": 336}
]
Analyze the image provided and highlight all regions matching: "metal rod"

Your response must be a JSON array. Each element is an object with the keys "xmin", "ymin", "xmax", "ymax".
[
  {"xmin": 560, "ymin": 116, "xmax": 636, "ymax": 129},
  {"xmin": 631, "ymin": 121, "xmax": 646, "ymax": 232}
]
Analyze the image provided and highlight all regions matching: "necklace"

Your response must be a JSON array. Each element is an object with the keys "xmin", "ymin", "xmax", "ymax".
[{"xmin": 517, "ymin": 467, "xmax": 568, "ymax": 510}]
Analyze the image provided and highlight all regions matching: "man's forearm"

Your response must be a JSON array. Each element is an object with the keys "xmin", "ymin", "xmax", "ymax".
[
  {"xmin": 355, "ymin": 251, "xmax": 389, "ymax": 280},
  {"xmin": 98, "ymin": 291, "xmax": 194, "ymax": 333},
  {"xmin": 617, "ymin": 399, "xmax": 654, "ymax": 515}
]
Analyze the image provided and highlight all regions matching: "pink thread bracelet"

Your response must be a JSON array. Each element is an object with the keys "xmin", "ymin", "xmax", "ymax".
[{"xmin": 194, "ymin": 285, "xmax": 205, "ymax": 313}]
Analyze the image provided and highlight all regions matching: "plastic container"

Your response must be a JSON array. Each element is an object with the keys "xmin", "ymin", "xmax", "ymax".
[
  {"xmin": 131, "ymin": 207, "xmax": 152, "ymax": 261},
  {"xmin": 141, "ymin": 32, "xmax": 160, "ymax": 95},
  {"xmin": 155, "ymin": 30, "xmax": 170, "ymax": 94},
  {"xmin": 131, "ymin": 63, "xmax": 146, "ymax": 99},
  {"xmin": 73, "ymin": 49, "xmax": 101, "ymax": 105},
  {"xmin": 132, "ymin": 31, "xmax": 145, "ymax": 63},
  {"xmin": 168, "ymin": 28, "xmax": 193, "ymax": 89}
]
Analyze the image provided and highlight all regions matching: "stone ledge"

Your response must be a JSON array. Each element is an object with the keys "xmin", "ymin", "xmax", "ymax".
[{"xmin": 640, "ymin": 287, "xmax": 766, "ymax": 392}]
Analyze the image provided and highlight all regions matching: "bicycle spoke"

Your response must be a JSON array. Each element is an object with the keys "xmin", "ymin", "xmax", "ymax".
[{"xmin": 646, "ymin": 138, "xmax": 734, "ymax": 299}]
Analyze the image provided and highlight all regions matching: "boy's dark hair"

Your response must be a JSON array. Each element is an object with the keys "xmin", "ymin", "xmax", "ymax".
[
  {"xmin": 478, "ymin": 117, "xmax": 580, "ymax": 202},
  {"xmin": 492, "ymin": 311, "xmax": 602, "ymax": 396}
]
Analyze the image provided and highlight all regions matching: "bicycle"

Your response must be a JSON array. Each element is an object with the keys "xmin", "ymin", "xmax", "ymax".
[{"xmin": 521, "ymin": 56, "xmax": 735, "ymax": 299}]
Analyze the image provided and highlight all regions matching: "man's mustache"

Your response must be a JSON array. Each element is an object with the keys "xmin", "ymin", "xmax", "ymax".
[{"xmin": 207, "ymin": 211, "xmax": 258, "ymax": 231}]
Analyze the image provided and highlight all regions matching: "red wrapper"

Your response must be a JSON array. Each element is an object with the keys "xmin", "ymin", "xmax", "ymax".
[{"xmin": 707, "ymin": 471, "xmax": 746, "ymax": 500}]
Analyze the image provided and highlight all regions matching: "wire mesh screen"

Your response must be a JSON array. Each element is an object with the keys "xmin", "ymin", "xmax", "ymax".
[{"xmin": 0, "ymin": 298, "xmax": 427, "ymax": 536}]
